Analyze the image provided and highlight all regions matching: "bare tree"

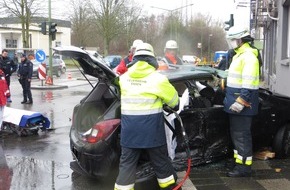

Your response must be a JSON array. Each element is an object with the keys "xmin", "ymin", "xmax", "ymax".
[
  {"xmin": 69, "ymin": 0, "xmax": 93, "ymax": 47},
  {"xmin": 0, "ymin": 0, "xmax": 43, "ymax": 48},
  {"xmin": 90, "ymin": 0, "xmax": 141, "ymax": 55}
]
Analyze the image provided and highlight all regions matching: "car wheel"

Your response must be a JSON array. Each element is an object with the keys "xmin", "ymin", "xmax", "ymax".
[
  {"xmin": 273, "ymin": 123, "xmax": 290, "ymax": 158},
  {"xmin": 56, "ymin": 69, "xmax": 62, "ymax": 77},
  {"xmin": 62, "ymin": 67, "xmax": 66, "ymax": 73}
]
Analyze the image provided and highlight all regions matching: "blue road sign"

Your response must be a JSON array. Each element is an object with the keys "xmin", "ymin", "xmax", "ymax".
[{"xmin": 35, "ymin": 50, "xmax": 46, "ymax": 62}]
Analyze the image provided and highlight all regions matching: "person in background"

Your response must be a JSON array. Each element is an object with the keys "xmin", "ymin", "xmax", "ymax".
[
  {"xmin": 161, "ymin": 40, "xmax": 183, "ymax": 66},
  {"xmin": 17, "ymin": 54, "xmax": 33, "ymax": 104},
  {"xmin": 0, "ymin": 69, "xmax": 10, "ymax": 130},
  {"xmin": 0, "ymin": 49, "xmax": 18, "ymax": 103},
  {"xmin": 224, "ymin": 26, "xmax": 260, "ymax": 177},
  {"xmin": 114, "ymin": 43, "xmax": 180, "ymax": 190},
  {"xmin": 28, "ymin": 53, "xmax": 35, "ymax": 61},
  {"xmin": 116, "ymin": 39, "xmax": 143, "ymax": 75},
  {"xmin": 216, "ymin": 55, "xmax": 227, "ymax": 70}
]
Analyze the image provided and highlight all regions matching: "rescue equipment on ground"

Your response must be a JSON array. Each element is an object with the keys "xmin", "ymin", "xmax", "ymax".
[{"xmin": 2, "ymin": 107, "xmax": 50, "ymax": 136}]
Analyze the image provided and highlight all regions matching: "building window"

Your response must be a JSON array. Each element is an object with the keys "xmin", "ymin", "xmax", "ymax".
[
  {"xmin": 281, "ymin": 2, "xmax": 290, "ymax": 59},
  {"xmin": 5, "ymin": 39, "xmax": 17, "ymax": 48},
  {"xmin": 288, "ymin": 7, "xmax": 290, "ymax": 58},
  {"xmin": 55, "ymin": 41, "xmax": 61, "ymax": 47}
]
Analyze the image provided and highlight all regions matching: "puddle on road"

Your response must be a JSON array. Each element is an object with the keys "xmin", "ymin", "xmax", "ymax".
[
  {"xmin": 1, "ymin": 155, "xmax": 115, "ymax": 190},
  {"xmin": 40, "ymin": 91, "xmax": 89, "ymax": 102}
]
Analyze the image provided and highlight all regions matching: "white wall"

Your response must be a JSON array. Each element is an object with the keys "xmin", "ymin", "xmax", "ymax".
[{"xmin": 0, "ymin": 22, "xmax": 71, "ymax": 55}]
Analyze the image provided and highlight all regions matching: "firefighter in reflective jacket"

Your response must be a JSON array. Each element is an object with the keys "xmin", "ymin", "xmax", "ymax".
[
  {"xmin": 114, "ymin": 43, "xmax": 180, "ymax": 190},
  {"xmin": 224, "ymin": 26, "xmax": 260, "ymax": 177}
]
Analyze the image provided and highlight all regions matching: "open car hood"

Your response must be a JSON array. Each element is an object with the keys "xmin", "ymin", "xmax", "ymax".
[{"xmin": 53, "ymin": 46, "xmax": 117, "ymax": 81}]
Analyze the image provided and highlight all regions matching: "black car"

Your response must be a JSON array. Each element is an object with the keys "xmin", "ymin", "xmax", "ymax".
[
  {"xmin": 53, "ymin": 46, "xmax": 290, "ymax": 187},
  {"xmin": 32, "ymin": 58, "xmax": 62, "ymax": 78}
]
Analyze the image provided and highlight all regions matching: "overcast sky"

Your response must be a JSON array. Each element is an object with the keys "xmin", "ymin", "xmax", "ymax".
[
  {"xmin": 135, "ymin": 0, "xmax": 236, "ymax": 21},
  {"xmin": 52, "ymin": 0, "xmax": 250, "ymax": 27},
  {"xmin": 136, "ymin": 0, "xmax": 250, "ymax": 28}
]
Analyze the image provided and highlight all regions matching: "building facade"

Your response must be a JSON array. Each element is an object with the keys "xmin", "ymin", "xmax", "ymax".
[
  {"xmin": 0, "ymin": 17, "xmax": 71, "ymax": 58},
  {"xmin": 250, "ymin": 0, "xmax": 290, "ymax": 97}
]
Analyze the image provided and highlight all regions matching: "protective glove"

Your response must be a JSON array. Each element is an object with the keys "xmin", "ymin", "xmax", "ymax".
[
  {"xmin": 4, "ymin": 90, "xmax": 10, "ymax": 98},
  {"xmin": 229, "ymin": 101, "xmax": 244, "ymax": 113}
]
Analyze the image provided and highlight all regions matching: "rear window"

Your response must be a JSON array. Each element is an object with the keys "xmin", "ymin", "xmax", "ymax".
[{"xmin": 75, "ymin": 82, "xmax": 120, "ymax": 133}]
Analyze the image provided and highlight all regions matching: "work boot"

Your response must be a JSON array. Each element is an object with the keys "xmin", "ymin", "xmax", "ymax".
[
  {"xmin": 225, "ymin": 158, "xmax": 236, "ymax": 170},
  {"xmin": 25, "ymin": 101, "xmax": 33, "ymax": 104},
  {"xmin": 21, "ymin": 100, "xmax": 27, "ymax": 104},
  {"xmin": 7, "ymin": 97, "xmax": 12, "ymax": 103},
  {"xmin": 227, "ymin": 164, "xmax": 252, "ymax": 177}
]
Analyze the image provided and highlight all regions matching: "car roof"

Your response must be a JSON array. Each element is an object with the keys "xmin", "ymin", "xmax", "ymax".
[{"xmin": 160, "ymin": 66, "xmax": 227, "ymax": 82}]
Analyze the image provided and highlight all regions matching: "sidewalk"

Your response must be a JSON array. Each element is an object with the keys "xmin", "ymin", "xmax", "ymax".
[
  {"xmin": 189, "ymin": 159, "xmax": 290, "ymax": 190},
  {"xmin": 31, "ymin": 75, "xmax": 95, "ymax": 90}
]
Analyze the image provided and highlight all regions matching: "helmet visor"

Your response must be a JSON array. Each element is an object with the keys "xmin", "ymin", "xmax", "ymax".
[{"xmin": 226, "ymin": 39, "xmax": 240, "ymax": 49}]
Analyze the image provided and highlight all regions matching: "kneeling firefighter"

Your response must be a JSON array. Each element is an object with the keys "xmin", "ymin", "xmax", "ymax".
[
  {"xmin": 224, "ymin": 26, "xmax": 260, "ymax": 177},
  {"xmin": 114, "ymin": 42, "xmax": 180, "ymax": 190}
]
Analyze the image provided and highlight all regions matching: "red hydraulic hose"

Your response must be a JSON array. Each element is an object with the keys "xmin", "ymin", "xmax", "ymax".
[{"xmin": 173, "ymin": 158, "xmax": 191, "ymax": 190}]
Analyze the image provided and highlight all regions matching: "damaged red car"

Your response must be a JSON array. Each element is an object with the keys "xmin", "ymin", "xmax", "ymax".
[{"xmin": 54, "ymin": 46, "xmax": 290, "ymax": 188}]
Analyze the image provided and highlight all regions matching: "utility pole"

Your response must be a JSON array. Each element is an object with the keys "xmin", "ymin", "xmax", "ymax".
[{"xmin": 48, "ymin": 0, "xmax": 53, "ymax": 84}]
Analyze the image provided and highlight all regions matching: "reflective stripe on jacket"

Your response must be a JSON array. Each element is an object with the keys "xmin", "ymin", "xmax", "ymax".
[
  {"xmin": 119, "ymin": 60, "xmax": 179, "ymax": 148},
  {"xmin": 224, "ymin": 43, "xmax": 260, "ymax": 116}
]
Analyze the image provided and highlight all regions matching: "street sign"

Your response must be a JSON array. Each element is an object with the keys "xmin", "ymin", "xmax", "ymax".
[
  {"xmin": 35, "ymin": 50, "xmax": 46, "ymax": 62},
  {"xmin": 38, "ymin": 63, "xmax": 46, "ymax": 80}
]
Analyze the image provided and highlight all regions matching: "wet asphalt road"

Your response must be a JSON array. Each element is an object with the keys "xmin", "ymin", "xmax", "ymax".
[
  {"xmin": 2, "ymin": 69, "xmax": 290, "ymax": 190},
  {"xmin": 0, "ymin": 70, "xmax": 116, "ymax": 190}
]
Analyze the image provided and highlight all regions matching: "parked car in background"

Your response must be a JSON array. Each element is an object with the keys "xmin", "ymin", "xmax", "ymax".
[
  {"xmin": 32, "ymin": 60, "xmax": 39, "ymax": 77},
  {"xmin": 104, "ymin": 55, "xmax": 122, "ymax": 69},
  {"xmin": 56, "ymin": 58, "xmax": 66, "ymax": 73},
  {"xmin": 32, "ymin": 58, "xmax": 63, "ymax": 78},
  {"xmin": 85, "ymin": 50, "xmax": 110, "ymax": 68},
  {"xmin": 53, "ymin": 46, "xmax": 290, "ymax": 189},
  {"xmin": 182, "ymin": 55, "xmax": 199, "ymax": 65}
]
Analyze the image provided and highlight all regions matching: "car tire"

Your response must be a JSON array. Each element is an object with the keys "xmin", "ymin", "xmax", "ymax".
[
  {"xmin": 273, "ymin": 123, "xmax": 290, "ymax": 158},
  {"xmin": 61, "ymin": 67, "xmax": 66, "ymax": 73},
  {"xmin": 56, "ymin": 69, "xmax": 62, "ymax": 77}
]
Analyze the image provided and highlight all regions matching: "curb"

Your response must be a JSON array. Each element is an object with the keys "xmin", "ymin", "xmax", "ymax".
[{"xmin": 31, "ymin": 84, "xmax": 68, "ymax": 90}]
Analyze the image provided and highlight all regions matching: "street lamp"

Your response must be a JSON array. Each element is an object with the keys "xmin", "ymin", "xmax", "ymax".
[
  {"xmin": 208, "ymin": 34, "xmax": 213, "ymax": 61},
  {"xmin": 151, "ymin": 3, "xmax": 194, "ymax": 39}
]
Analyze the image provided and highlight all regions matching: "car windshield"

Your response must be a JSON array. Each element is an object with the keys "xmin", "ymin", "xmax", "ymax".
[
  {"xmin": 104, "ymin": 56, "xmax": 114, "ymax": 62},
  {"xmin": 76, "ymin": 83, "xmax": 120, "ymax": 134}
]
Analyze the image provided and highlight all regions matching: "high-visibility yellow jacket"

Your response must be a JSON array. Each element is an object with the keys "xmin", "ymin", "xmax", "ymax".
[
  {"xmin": 119, "ymin": 60, "xmax": 179, "ymax": 148},
  {"xmin": 224, "ymin": 42, "xmax": 260, "ymax": 115}
]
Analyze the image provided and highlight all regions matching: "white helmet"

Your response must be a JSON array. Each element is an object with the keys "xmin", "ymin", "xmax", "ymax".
[
  {"xmin": 226, "ymin": 26, "xmax": 250, "ymax": 40},
  {"xmin": 134, "ymin": 43, "xmax": 155, "ymax": 57},
  {"xmin": 131, "ymin": 39, "xmax": 143, "ymax": 49},
  {"xmin": 165, "ymin": 40, "xmax": 178, "ymax": 49}
]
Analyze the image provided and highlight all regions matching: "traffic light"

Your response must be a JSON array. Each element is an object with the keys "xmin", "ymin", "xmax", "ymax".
[
  {"xmin": 225, "ymin": 14, "xmax": 234, "ymax": 31},
  {"xmin": 39, "ymin": 22, "xmax": 46, "ymax": 35},
  {"xmin": 49, "ymin": 22, "xmax": 57, "ymax": 41}
]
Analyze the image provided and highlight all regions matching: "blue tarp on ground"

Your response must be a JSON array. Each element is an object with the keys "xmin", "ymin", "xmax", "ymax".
[{"xmin": 3, "ymin": 107, "xmax": 50, "ymax": 129}]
